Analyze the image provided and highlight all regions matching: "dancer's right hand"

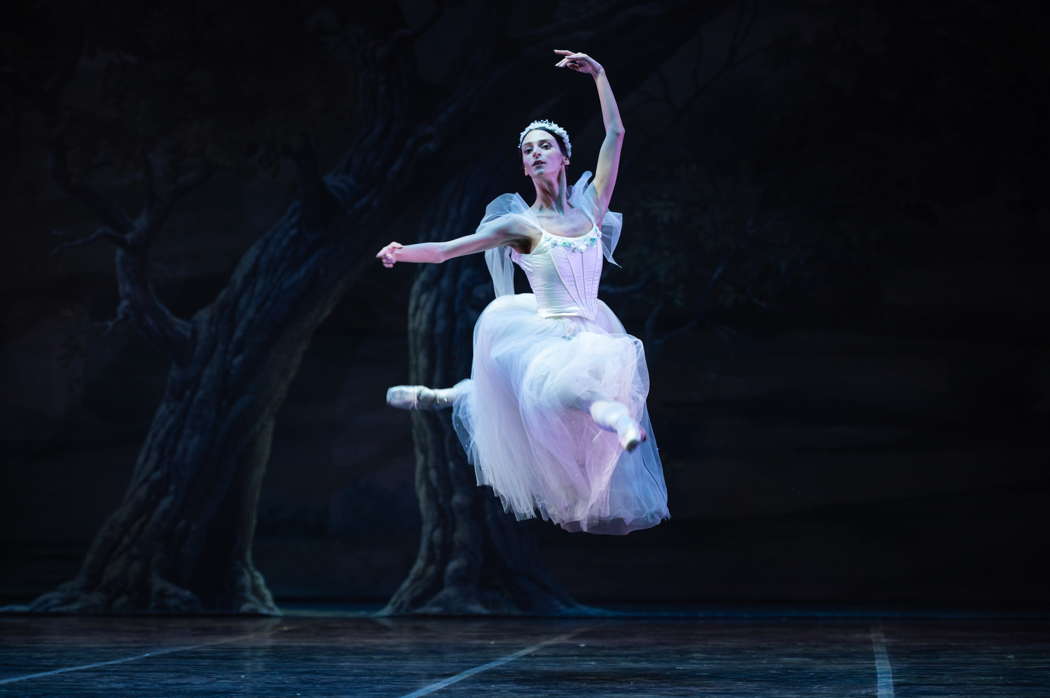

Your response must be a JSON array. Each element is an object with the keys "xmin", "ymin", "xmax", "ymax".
[{"xmin": 376, "ymin": 241, "xmax": 403, "ymax": 268}]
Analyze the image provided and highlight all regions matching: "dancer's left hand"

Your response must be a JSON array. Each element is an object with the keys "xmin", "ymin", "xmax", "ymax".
[{"xmin": 554, "ymin": 50, "xmax": 603, "ymax": 76}]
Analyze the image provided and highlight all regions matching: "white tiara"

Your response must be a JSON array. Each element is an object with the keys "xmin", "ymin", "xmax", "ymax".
[{"xmin": 517, "ymin": 119, "xmax": 572, "ymax": 159}]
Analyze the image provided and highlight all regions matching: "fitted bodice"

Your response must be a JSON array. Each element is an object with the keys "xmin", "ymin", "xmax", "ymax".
[{"xmin": 509, "ymin": 225, "xmax": 603, "ymax": 320}]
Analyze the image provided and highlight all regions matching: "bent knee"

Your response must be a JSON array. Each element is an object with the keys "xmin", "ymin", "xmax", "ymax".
[{"xmin": 553, "ymin": 385, "xmax": 604, "ymax": 411}]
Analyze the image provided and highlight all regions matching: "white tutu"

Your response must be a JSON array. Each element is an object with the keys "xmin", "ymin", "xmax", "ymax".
[
  {"xmin": 452, "ymin": 293, "xmax": 668, "ymax": 534},
  {"xmin": 449, "ymin": 171, "xmax": 670, "ymax": 535}
]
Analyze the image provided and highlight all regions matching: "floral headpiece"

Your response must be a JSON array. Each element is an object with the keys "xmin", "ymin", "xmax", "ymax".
[{"xmin": 517, "ymin": 119, "xmax": 572, "ymax": 159}]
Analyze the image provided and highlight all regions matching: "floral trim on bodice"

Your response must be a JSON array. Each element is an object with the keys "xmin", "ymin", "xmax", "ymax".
[{"xmin": 544, "ymin": 229, "xmax": 600, "ymax": 253}]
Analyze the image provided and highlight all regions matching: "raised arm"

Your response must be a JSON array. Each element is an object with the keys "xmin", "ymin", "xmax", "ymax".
[
  {"xmin": 554, "ymin": 50, "xmax": 625, "ymax": 222},
  {"xmin": 376, "ymin": 217, "xmax": 529, "ymax": 267}
]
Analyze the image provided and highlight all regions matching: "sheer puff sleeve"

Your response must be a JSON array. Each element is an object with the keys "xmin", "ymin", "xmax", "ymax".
[{"xmin": 480, "ymin": 193, "xmax": 532, "ymax": 298}]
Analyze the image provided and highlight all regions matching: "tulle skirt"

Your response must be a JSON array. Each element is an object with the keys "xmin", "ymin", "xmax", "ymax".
[{"xmin": 451, "ymin": 293, "xmax": 669, "ymax": 534}]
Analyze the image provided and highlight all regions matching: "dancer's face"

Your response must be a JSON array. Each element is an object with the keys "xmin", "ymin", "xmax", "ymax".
[{"xmin": 521, "ymin": 129, "xmax": 569, "ymax": 180}]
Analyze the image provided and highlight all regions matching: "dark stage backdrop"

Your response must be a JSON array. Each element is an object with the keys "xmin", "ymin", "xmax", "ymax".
[{"xmin": 2, "ymin": 0, "xmax": 1047, "ymax": 607}]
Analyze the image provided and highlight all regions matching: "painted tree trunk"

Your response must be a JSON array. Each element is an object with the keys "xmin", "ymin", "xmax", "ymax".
[{"xmin": 29, "ymin": 198, "xmax": 362, "ymax": 613}]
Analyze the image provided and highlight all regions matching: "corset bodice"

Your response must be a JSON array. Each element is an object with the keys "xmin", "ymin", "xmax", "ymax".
[{"xmin": 509, "ymin": 225, "xmax": 603, "ymax": 320}]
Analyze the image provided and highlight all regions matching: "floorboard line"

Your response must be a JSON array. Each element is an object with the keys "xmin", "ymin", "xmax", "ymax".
[
  {"xmin": 869, "ymin": 626, "xmax": 895, "ymax": 698},
  {"xmin": 398, "ymin": 630, "xmax": 583, "ymax": 697},
  {"xmin": 0, "ymin": 627, "xmax": 286, "ymax": 686}
]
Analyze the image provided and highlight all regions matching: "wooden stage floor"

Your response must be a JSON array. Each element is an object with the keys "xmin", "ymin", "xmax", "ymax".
[{"xmin": 0, "ymin": 606, "xmax": 1047, "ymax": 696}]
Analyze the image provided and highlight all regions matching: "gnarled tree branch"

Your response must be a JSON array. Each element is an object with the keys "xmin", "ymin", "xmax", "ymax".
[
  {"xmin": 50, "ymin": 226, "xmax": 131, "ymax": 254},
  {"xmin": 51, "ymin": 136, "xmax": 192, "ymax": 362}
]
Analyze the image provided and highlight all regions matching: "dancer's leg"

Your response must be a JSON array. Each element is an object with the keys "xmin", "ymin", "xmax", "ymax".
[
  {"xmin": 565, "ymin": 388, "xmax": 648, "ymax": 453},
  {"xmin": 386, "ymin": 379, "xmax": 471, "ymax": 410}
]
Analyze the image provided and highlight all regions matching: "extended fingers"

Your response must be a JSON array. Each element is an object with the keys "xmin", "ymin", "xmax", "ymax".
[{"xmin": 554, "ymin": 50, "xmax": 589, "ymax": 70}]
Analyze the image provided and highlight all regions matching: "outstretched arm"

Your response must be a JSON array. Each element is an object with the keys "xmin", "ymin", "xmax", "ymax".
[
  {"xmin": 554, "ymin": 50, "xmax": 624, "ymax": 222},
  {"xmin": 376, "ymin": 217, "xmax": 527, "ymax": 267}
]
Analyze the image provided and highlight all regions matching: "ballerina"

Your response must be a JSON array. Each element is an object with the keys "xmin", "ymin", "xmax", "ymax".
[{"xmin": 375, "ymin": 50, "xmax": 669, "ymax": 535}]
